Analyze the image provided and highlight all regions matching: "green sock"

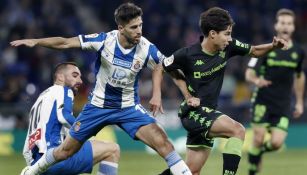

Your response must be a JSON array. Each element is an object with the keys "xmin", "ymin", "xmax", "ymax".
[{"xmin": 222, "ymin": 137, "xmax": 244, "ymax": 175}]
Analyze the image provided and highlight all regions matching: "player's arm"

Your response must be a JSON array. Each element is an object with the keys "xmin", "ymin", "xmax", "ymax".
[
  {"xmin": 293, "ymin": 72, "xmax": 305, "ymax": 118},
  {"xmin": 245, "ymin": 69, "xmax": 271, "ymax": 88},
  {"xmin": 57, "ymin": 88, "xmax": 76, "ymax": 128},
  {"xmin": 150, "ymin": 63, "xmax": 164, "ymax": 116},
  {"xmin": 249, "ymin": 36, "xmax": 288, "ymax": 57},
  {"xmin": 168, "ymin": 70, "xmax": 200, "ymax": 107},
  {"xmin": 10, "ymin": 37, "xmax": 81, "ymax": 49}
]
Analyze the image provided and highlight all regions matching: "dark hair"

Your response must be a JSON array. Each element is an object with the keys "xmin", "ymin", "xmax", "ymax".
[
  {"xmin": 199, "ymin": 7, "xmax": 234, "ymax": 36},
  {"xmin": 53, "ymin": 62, "xmax": 78, "ymax": 82},
  {"xmin": 114, "ymin": 2, "xmax": 143, "ymax": 26},
  {"xmin": 276, "ymin": 8, "xmax": 295, "ymax": 21}
]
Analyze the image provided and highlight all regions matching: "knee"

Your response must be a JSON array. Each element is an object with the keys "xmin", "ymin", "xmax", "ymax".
[
  {"xmin": 231, "ymin": 122, "xmax": 245, "ymax": 140},
  {"xmin": 54, "ymin": 147, "xmax": 75, "ymax": 160},
  {"xmin": 154, "ymin": 136, "xmax": 174, "ymax": 151},
  {"xmin": 111, "ymin": 143, "xmax": 120, "ymax": 160},
  {"xmin": 270, "ymin": 140, "xmax": 283, "ymax": 150}
]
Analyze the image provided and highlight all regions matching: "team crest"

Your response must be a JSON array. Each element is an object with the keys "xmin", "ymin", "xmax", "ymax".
[
  {"xmin": 74, "ymin": 121, "xmax": 81, "ymax": 132},
  {"xmin": 134, "ymin": 60, "xmax": 141, "ymax": 70}
]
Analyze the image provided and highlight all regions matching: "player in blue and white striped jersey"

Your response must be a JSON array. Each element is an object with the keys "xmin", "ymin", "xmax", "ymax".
[
  {"xmin": 12, "ymin": 2, "xmax": 192, "ymax": 175},
  {"xmin": 22, "ymin": 62, "xmax": 120, "ymax": 175}
]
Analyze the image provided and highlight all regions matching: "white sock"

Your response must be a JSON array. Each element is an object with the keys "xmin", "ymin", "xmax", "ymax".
[
  {"xmin": 170, "ymin": 160, "xmax": 192, "ymax": 175},
  {"xmin": 97, "ymin": 161, "xmax": 118, "ymax": 175},
  {"xmin": 30, "ymin": 148, "xmax": 56, "ymax": 174}
]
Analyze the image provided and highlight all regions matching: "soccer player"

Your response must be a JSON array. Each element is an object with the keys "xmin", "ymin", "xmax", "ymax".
[
  {"xmin": 245, "ymin": 9, "xmax": 305, "ymax": 175},
  {"xmin": 12, "ymin": 3, "xmax": 192, "ymax": 175},
  {"xmin": 22, "ymin": 62, "xmax": 120, "ymax": 175},
  {"xmin": 157, "ymin": 7, "xmax": 288, "ymax": 175}
]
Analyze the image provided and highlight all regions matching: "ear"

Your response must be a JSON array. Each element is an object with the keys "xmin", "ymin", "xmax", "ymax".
[
  {"xmin": 57, "ymin": 73, "xmax": 65, "ymax": 82},
  {"xmin": 209, "ymin": 30, "xmax": 216, "ymax": 39},
  {"xmin": 274, "ymin": 23, "xmax": 278, "ymax": 31},
  {"xmin": 118, "ymin": 25, "xmax": 124, "ymax": 32}
]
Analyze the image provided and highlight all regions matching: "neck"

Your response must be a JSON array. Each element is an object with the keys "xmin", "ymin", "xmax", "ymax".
[
  {"xmin": 118, "ymin": 33, "xmax": 135, "ymax": 49},
  {"xmin": 54, "ymin": 80, "xmax": 64, "ymax": 86},
  {"xmin": 201, "ymin": 37, "xmax": 218, "ymax": 55}
]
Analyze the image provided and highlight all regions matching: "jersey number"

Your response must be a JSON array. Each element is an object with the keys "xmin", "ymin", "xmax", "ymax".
[{"xmin": 28, "ymin": 101, "xmax": 43, "ymax": 135}]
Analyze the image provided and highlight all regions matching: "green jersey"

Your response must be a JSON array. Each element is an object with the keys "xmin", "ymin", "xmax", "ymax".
[{"xmin": 163, "ymin": 37, "xmax": 251, "ymax": 109}]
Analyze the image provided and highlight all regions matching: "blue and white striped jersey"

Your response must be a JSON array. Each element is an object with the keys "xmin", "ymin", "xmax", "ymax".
[
  {"xmin": 78, "ymin": 30, "xmax": 165, "ymax": 108},
  {"xmin": 23, "ymin": 85, "xmax": 75, "ymax": 165}
]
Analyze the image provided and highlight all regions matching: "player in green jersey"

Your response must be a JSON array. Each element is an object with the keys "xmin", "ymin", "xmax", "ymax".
[{"xmin": 246, "ymin": 9, "xmax": 305, "ymax": 175}]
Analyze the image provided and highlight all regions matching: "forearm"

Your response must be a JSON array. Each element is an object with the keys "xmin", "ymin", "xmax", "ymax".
[
  {"xmin": 294, "ymin": 72, "xmax": 305, "ymax": 104},
  {"xmin": 245, "ymin": 68, "xmax": 259, "ymax": 84},
  {"xmin": 152, "ymin": 64, "xmax": 164, "ymax": 98},
  {"xmin": 249, "ymin": 43, "xmax": 274, "ymax": 57},
  {"xmin": 35, "ymin": 37, "xmax": 80, "ymax": 49},
  {"xmin": 172, "ymin": 78, "xmax": 192, "ymax": 100}
]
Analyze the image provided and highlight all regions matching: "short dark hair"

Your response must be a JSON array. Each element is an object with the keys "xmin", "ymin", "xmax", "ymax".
[
  {"xmin": 114, "ymin": 2, "xmax": 143, "ymax": 26},
  {"xmin": 53, "ymin": 62, "xmax": 77, "ymax": 82},
  {"xmin": 276, "ymin": 8, "xmax": 295, "ymax": 21},
  {"xmin": 199, "ymin": 7, "xmax": 234, "ymax": 36}
]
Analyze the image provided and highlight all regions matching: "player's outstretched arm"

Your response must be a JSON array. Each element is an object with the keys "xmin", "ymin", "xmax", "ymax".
[
  {"xmin": 245, "ymin": 68, "xmax": 271, "ymax": 88},
  {"xmin": 293, "ymin": 72, "xmax": 305, "ymax": 118},
  {"xmin": 10, "ymin": 37, "xmax": 80, "ymax": 49},
  {"xmin": 249, "ymin": 36, "xmax": 288, "ymax": 57}
]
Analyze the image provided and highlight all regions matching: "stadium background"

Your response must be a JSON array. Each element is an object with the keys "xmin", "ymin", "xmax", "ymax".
[{"xmin": 0, "ymin": 0, "xmax": 307, "ymax": 174}]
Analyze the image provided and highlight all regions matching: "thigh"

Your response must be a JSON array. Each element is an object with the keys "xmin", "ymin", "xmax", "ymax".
[
  {"xmin": 209, "ymin": 115, "xmax": 244, "ymax": 138},
  {"xmin": 186, "ymin": 147, "xmax": 211, "ymax": 173},
  {"xmin": 117, "ymin": 104, "xmax": 156, "ymax": 139},
  {"xmin": 270, "ymin": 128, "xmax": 287, "ymax": 145},
  {"xmin": 180, "ymin": 104, "xmax": 222, "ymax": 148},
  {"xmin": 44, "ymin": 141, "xmax": 93, "ymax": 175}
]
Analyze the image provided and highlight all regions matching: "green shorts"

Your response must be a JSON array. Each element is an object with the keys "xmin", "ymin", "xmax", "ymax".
[
  {"xmin": 252, "ymin": 103, "xmax": 289, "ymax": 131},
  {"xmin": 179, "ymin": 101, "xmax": 223, "ymax": 148}
]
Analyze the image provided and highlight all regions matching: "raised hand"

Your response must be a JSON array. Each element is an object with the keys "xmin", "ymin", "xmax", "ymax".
[{"xmin": 272, "ymin": 36, "xmax": 288, "ymax": 50}]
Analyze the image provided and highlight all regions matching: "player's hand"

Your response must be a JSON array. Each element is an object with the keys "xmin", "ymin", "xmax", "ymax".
[
  {"xmin": 186, "ymin": 97, "xmax": 200, "ymax": 107},
  {"xmin": 293, "ymin": 103, "xmax": 303, "ymax": 118},
  {"xmin": 254, "ymin": 78, "xmax": 272, "ymax": 88},
  {"xmin": 272, "ymin": 36, "xmax": 288, "ymax": 50},
  {"xmin": 10, "ymin": 39, "xmax": 37, "ymax": 47},
  {"xmin": 149, "ymin": 96, "xmax": 164, "ymax": 117}
]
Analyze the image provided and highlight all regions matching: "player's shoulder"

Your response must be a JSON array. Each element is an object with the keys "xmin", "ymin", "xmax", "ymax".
[
  {"xmin": 292, "ymin": 42, "xmax": 305, "ymax": 52},
  {"xmin": 174, "ymin": 43, "xmax": 198, "ymax": 57},
  {"xmin": 139, "ymin": 36, "xmax": 154, "ymax": 48}
]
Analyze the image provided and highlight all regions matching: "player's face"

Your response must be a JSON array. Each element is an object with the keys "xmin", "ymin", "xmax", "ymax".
[
  {"xmin": 64, "ymin": 65, "xmax": 83, "ymax": 93},
  {"xmin": 119, "ymin": 16, "xmax": 143, "ymax": 45},
  {"xmin": 275, "ymin": 15, "xmax": 295, "ymax": 41},
  {"xmin": 213, "ymin": 25, "xmax": 233, "ymax": 51}
]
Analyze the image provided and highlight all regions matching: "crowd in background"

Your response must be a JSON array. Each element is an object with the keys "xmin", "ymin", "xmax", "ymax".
[{"xmin": 1, "ymin": 0, "xmax": 307, "ymax": 130}]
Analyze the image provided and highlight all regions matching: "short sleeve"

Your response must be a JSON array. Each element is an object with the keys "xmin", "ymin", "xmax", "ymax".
[
  {"xmin": 228, "ymin": 39, "xmax": 251, "ymax": 57},
  {"xmin": 146, "ymin": 44, "xmax": 166, "ymax": 70},
  {"xmin": 56, "ymin": 87, "xmax": 75, "ymax": 128},
  {"xmin": 162, "ymin": 48, "xmax": 187, "ymax": 72},
  {"xmin": 78, "ymin": 32, "xmax": 107, "ymax": 51}
]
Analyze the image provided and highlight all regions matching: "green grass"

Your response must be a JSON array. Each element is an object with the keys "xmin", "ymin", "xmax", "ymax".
[{"xmin": 1, "ymin": 149, "xmax": 307, "ymax": 175}]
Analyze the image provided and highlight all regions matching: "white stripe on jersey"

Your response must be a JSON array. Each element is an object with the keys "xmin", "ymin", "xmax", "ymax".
[
  {"xmin": 79, "ymin": 30, "xmax": 165, "ymax": 108},
  {"xmin": 23, "ymin": 85, "xmax": 74, "ymax": 165}
]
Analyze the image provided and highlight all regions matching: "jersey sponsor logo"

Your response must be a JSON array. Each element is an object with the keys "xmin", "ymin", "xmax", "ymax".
[
  {"xmin": 195, "ymin": 60, "xmax": 205, "ymax": 66},
  {"xmin": 112, "ymin": 68, "xmax": 127, "ymax": 80},
  {"xmin": 235, "ymin": 40, "xmax": 249, "ymax": 49},
  {"xmin": 28, "ymin": 128, "xmax": 41, "ymax": 149},
  {"xmin": 267, "ymin": 59, "xmax": 297, "ymax": 68},
  {"xmin": 163, "ymin": 56, "xmax": 174, "ymax": 67},
  {"xmin": 193, "ymin": 62, "xmax": 227, "ymax": 78},
  {"xmin": 113, "ymin": 58, "xmax": 132, "ymax": 68},
  {"xmin": 74, "ymin": 121, "xmax": 81, "ymax": 132},
  {"xmin": 84, "ymin": 33, "xmax": 99, "ymax": 38}
]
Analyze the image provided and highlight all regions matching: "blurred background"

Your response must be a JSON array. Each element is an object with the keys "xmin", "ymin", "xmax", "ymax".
[{"xmin": 0, "ymin": 0, "xmax": 307, "ymax": 175}]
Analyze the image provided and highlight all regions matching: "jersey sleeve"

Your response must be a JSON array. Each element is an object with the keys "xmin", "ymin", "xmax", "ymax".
[
  {"xmin": 146, "ymin": 44, "xmax": 166, "ymax": 70},
  {"xmin": 228, "ymin": 39, "xmax": 251, "ymax": 57},
  {"xmin": 162, "ymin": 48, "xmax": 187, "ymax": 72},
  {"xmin": 56, "ymin": 87, "xmax": 75, "ymax": 128},
  {"xmin": 295, "ymin": 49, "xmax": 305, "ymax": 73},
  {"xmin": 78, "ymin": 32, "xmax": 107, "ymax": 51}
]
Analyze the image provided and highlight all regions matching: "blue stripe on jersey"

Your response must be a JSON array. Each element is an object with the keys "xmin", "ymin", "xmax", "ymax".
[
  {"xmin": 134, "ymin": 71, "xmax": 141, "ymax": 104},
  {"xmin": 148, "ymin": 44, "xmax": 160, "ymax": 64},
  {"xmin": 103, "ymin": 83, "xmax": 123, "ymax": 108},
  {"xmin": 45, "ymin": 101, "xmax": 62, "ymax": 149},
  {"xmin": 113, "ymin": 42, "xmax": 136, "ymax": 68},
  {"xmin": 82, "ymin": 32, "xmax": 107, "ymax": 43},
  {"xmin": 62, "ymin": 87, "xmax": 75, "ymax": 125},
  {"xmin": 88, "ymin": 44, "xmax": 104, "ymax": 102}
]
